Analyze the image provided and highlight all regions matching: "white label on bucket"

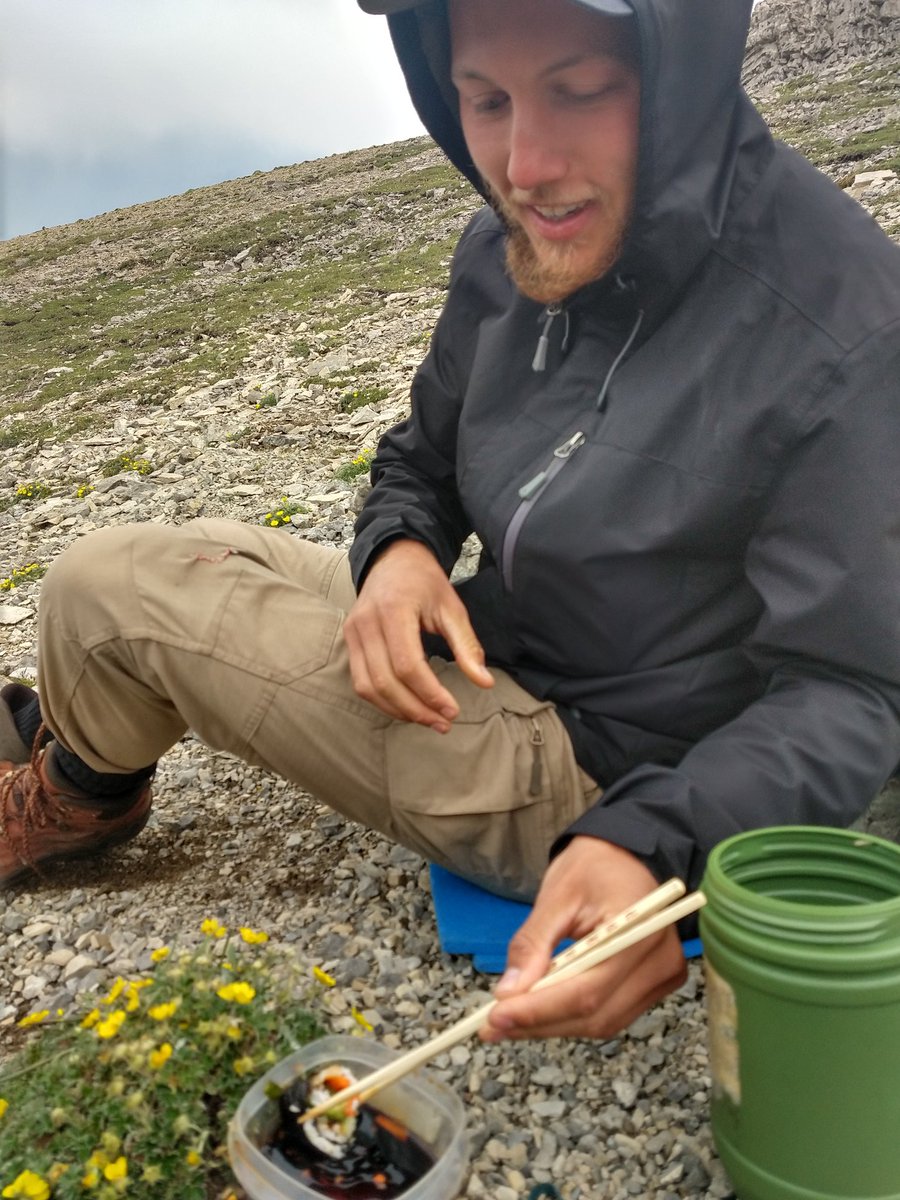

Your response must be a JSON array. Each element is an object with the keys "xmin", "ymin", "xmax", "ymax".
[{"xmin": 705, "ymin": 959, "xmax": 740, "ymax": 1105}]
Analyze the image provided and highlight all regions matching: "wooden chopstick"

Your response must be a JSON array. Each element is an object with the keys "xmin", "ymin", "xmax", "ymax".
[{"xmin": 297, "ymin": 879, "xmax": 703, "ymax": 1124}]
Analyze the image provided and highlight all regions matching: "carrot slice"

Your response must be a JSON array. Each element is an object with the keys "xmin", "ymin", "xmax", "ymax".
[
  {"xmin": 374, "ymin": 1113, "xmax": 409, "ymax": 1141},
  {"xmin": 325, "ymin": 1072, "xmax": 353, "ymax": 1091}
]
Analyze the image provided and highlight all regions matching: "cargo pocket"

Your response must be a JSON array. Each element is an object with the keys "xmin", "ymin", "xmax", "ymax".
[{"xmin": 384, "ymin": 663, "xmax": 583, "ymax": 901}]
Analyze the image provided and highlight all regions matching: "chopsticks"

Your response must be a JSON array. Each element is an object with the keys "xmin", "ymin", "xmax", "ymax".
[{"xmin": 297, "ymin": 878, "xmax": 705, "ymax": 1124}]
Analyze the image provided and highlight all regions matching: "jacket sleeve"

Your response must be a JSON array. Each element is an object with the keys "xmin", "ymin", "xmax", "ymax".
[
  {"xmin": 559, "ymin": 325, "xmax": 900, "ymax": 891},
  {"xmin": 348, "ymin": 228, "xmax": 487, "ymax": 589}
]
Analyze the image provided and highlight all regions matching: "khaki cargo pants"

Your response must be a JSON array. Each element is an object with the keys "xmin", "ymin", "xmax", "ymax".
[{"xmin": 38, "ymin": 519, "xmax": 600, "ymax": 900}]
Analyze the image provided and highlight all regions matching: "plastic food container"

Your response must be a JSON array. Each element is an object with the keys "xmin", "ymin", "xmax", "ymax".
[{"xmin": 228, "ymin": 1034, "xmax": 469, "ymax": 1200}]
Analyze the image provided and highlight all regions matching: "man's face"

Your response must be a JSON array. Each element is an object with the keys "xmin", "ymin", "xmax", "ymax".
[{"xmin": 450, "ymin": 0, "xmax": 640, "ymax": 304}]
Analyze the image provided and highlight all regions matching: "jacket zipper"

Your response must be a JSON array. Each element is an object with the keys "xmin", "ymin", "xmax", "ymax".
[{"xmin": 500, "ymin": 430, "xmax": 586, "ymax": 591}]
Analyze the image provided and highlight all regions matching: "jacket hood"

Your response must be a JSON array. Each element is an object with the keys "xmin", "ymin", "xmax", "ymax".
[{"xmin": 364, "ymin": 0, "xmax": 775, "ymax": 321}]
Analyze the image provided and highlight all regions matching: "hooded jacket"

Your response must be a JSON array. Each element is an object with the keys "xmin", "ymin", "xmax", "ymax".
[{"xmin": 350, "ymin": 0, "xmax": 900, "ymax": 890}]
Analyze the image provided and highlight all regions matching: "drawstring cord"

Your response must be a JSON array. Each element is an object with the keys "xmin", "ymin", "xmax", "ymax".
[
  {"xmin": 532, "ymin": 304, "xmax": 570, "ymax": 371},
  {"xmin": 531, "ymin": 275, "xmax": 642, "ymax": 410},
  {"xmin": 596, "ymin": 305, "xmax": 644, "ymax": 411}
]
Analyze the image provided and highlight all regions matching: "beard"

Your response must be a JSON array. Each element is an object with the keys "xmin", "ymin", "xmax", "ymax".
[{"xmin": 485, "ymin": 181, "xmax": 626, "ymax": 305}]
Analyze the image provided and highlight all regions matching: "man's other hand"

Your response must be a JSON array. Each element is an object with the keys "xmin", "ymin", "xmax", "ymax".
[
  {"xmin": 482, "ymin": 836, "xmax": 687, "ymax": 1041},
  {"xmin": 344, "ymin": 538, "xmax": 494, "ymax": 732}
]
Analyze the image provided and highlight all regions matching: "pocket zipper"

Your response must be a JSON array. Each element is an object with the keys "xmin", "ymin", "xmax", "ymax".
[
  {"xmin": 529, "ymin": 717, "xmax": 545, "ymax": 796},
  {"xmin": 500, "ymin": 430, "xmax": 586, "ymax": 591}
]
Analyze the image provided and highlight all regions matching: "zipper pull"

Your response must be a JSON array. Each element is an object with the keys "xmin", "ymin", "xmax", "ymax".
[
  {"xmin": 518, "ymin": 470, "xmax": 548, "ymax": 500},
  {"xmin": 554, "ymin": 431, "xmax": 585, "ymax": 458},
  {"xmin": 529, "ymin": 718, "xmax": 545, "ymax": 795},
  {"xmin": 532, "ymin": 303, "xmax": 562, "ymax": 372}
]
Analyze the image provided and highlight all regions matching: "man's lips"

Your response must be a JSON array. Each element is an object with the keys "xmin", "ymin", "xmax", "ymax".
[{"xmin": 520, "ymin": 200, "xmax": 595, "ymax": 241}]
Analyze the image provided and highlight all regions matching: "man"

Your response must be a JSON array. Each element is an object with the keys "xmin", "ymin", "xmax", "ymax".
[{"xmin": 2, "ymin": 0, "xmax": 899, "ymax": 1044}]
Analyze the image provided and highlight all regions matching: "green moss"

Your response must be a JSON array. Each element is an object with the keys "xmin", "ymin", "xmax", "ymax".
[{"xmin": 366, "ymin": 163, "xmax": 469, "ymax": 198}]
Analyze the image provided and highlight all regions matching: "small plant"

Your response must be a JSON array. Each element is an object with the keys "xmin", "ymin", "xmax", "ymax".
[
  {"xmin": 14, "ymin": 481, "xmax": 52, "ymax": 502},
  {"xmin": 334, "ymin": 449, "xmax": 375, "ymax": 483},
  {"xmin": 261, "ymin": 497, "xmax": 307, "ymax": 529},
  {"xmin": 74, "ymin": 483, "xmax": 94, "ymax": 499},
  {"xmin": 338, "ymin": 385, "xmax": 389, "ymax": 414},
  {"xmin": 100, "ymin": 452, "xmax": 153, "ymax": 478},
  {"xmin": 0, "ymin": 563, "xmax": 47, "ymax": 592},
  {"xmin": 254, "ymin": 394, "xmax": 278, "ymax": 410},
  {"xmin": 0, "ymin": 922, "xmax": 325, "ymax": 1200}
]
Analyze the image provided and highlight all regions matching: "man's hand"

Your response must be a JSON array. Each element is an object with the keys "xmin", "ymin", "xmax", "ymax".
[
  {"xmin": 482, "ymin": 836, "xmax": 687, "ymax": 1041},
  {"xmin": 344, "ymin": 538, "xmax": 494, "ymax": 732}
]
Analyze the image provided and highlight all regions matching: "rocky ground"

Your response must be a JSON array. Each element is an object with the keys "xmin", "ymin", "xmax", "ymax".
[{"xmin": 1, "ymin": 7, "xmax": 899, "ymax": 1197}]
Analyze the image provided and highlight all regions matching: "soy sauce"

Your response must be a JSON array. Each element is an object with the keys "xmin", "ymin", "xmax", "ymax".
[{"xmin": 262, "ymin": 1084, "xmax": 437, "ymax": 1198}]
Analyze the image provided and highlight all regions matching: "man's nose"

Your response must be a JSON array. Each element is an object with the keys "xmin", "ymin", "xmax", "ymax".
[{"xmin": 505, "ymin": 109, "xmax": 568, "ymax": 193}]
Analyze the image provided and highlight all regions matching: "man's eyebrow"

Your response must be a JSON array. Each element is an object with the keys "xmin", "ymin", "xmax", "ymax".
[{"xmin": 451, "ymin": 52, "xmax": 614, "ymax": 86}]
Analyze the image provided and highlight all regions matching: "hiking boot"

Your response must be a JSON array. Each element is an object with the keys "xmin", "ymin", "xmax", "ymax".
[
  {"xmin": 0, "ymin": 682, "xmax": 36, "ymax": 765},
  {"xmin": 1, "ymin": 734, "xmax": 152, "ymax": 887}
]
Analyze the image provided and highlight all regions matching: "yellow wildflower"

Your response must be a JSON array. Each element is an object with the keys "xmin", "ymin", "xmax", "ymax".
[
  {"xmin": 81, "ymin": 1169, "xmax": 100, "ymax": 1189},
  {"xmin": 103, "ymin": 1157, "xmax": 127, "ymax": 1182},
  {"xmin": 185, "ymin": 1150, "xmax": 202, "ymax": 1167},
  {"xmin": 225, "ymin": 1023, "xmax": 243, "ymax": 1040},
  {"xmin": 351, "ymin": 1006, "xmax": 375, "ymax": 1032},
  {"xmin": 18, "ymin": 1010, "xmax": 49, "ymax": 1027},
  {"xmin": 149, "ymin": 1042, "xmax": 173, "ymax": 1070},
  {"xmin": 233, "ymin": 1055, "xmax": 255, "ymax": 1076},
  {"xmin": 46, "ymin": 1164, "xmax": 69, "ymax": 1185},
  {"xmin": 0, "ymin": 1098, "xmax": 7, "ymax": 1120},
  {"xmin": 239, "ymin": 926, "xmax": 269, "ymax": 944},
  {"xmin": 148, "ymin": 1000, "xmax": 179, "ymax": 1021},
  {"xmin": 312, "ymin": 966, "xmax": 336, "ymax": 987},
  {"xmin": 81, "ymin": 1008, "xmax": 101, "ymax": 1029},
  {"xmin": 95, "ymin": 1010, "xmax": 126, "ymax": 1039},
  {"xmin": 200, "ymin": 917, "xmax": 227, "ymax": 938},
  {"xmin": 103, "ymin": 978, "xmax": 125, "ymax": 1005},
  {"xmin": 1, "ymin": 1170, "xmax": 50, "ymax": 1200},
  {"xmin": 150, "ymin": 946, "xmax": 170, "ymax": 962},
  {"xmin": 216, "ymin": 980, "xmax": 255, "ymax": 1004}
]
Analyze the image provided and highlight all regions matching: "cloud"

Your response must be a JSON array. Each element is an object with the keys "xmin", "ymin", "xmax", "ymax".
[{"xmin": 2, "ymin": 0, "xmax": 425, "ymax": 236}]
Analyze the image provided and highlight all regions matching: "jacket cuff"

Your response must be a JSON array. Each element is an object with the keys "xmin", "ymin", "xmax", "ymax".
[{"xmin": 551, "ymin": 776, "xmax": 701, "ymax": 890}]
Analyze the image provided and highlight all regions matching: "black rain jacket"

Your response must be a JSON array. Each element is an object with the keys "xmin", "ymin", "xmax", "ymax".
[{"xmin": 350, "ymin": 0, "xmax": 900, "ymax": 890}]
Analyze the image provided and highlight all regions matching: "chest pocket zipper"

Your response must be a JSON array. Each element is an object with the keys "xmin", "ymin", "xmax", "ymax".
[{"xmin": 500, "ymin": 430, "xmax": 586, "ymax": 592}]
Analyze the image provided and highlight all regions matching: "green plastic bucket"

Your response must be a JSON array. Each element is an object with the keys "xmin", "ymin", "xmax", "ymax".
[{"xmin": 700, "ymin": 826, "xmax": 900, "ymax": 1200}]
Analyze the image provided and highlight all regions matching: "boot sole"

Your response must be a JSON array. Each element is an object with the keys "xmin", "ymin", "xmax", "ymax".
[{"xmin": 1, "ymin": 807, "xmax": 151, "ymax": 889}]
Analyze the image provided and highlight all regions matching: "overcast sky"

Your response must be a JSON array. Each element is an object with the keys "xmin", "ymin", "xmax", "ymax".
[{"xmin": 1, "ymin": 1, "xmax": 426, "ymax": 241}]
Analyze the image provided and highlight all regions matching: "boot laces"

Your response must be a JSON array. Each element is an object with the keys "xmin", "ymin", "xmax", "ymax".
[{"xmin": 0, "ymin": 724, "xmax": 57, "ymax": 875}]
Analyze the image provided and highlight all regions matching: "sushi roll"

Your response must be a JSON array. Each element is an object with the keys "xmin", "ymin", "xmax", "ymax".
[{"xmin": 284, "ymin": 1063, "xmax": 360, "ymax": 1159}]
